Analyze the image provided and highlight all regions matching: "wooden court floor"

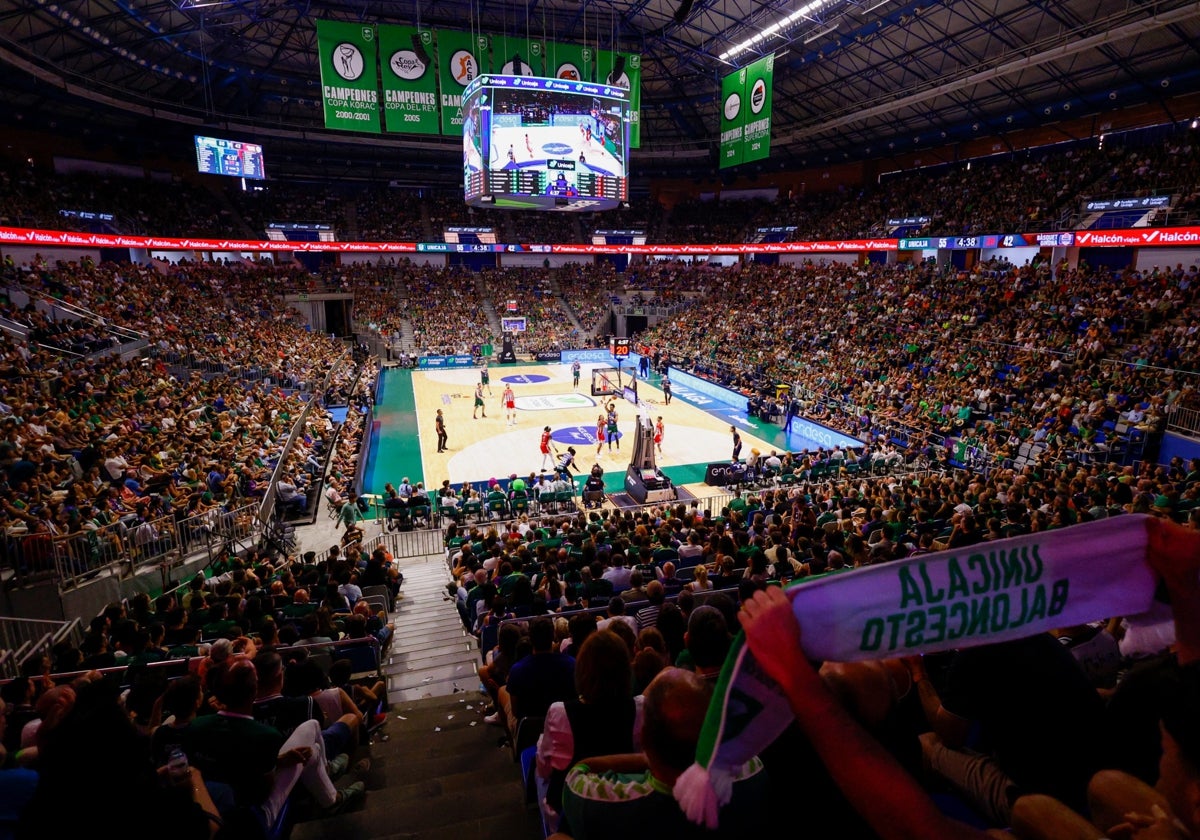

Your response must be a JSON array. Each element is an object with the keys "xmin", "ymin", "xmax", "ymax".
[{"xmin": 406, "ymin": 361, "xmax": 779, "ymax": 499}]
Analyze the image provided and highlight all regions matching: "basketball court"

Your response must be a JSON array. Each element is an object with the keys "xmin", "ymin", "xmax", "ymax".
[{"xmin": 360, "ymin": 360, "xmax": 859, "ymax": 503}]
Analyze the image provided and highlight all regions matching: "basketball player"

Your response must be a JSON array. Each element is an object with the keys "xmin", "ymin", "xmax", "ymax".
[
  {"xmin": 540, "ymin": 426, "xmax": 555, "ymax": 471},
  {"xmin": 584, "ymin": 123, "xmax": 592, "ymax": 145},
  {"xmin": 655, "ymin": 416, "xmax": 664, "ymax": 455},
  {"xmin": 525, "ymin": 133, "xmax": 534, "ymax": 158},
  {"xmin": 731, "ymin": 426, "xmax": 743, "ymax": 462},
  {"xmin": 507, "ymin": 144, "xmax": 515, "ymax": 164},
  {"xmin": 606, "ymin": 403, "xmax": 620, "ymax": 452},
  {"xmin": 571, "ymin": 359, "xmax": 581, "ymax": 391},
  {"xmin": 595, "ymin": 414, "xmax": 606, "ymax": 457},
  {"xmin": 502, "ymin": 383, "xmax": 517, "ymax": 426},
  {"xmin": 481, "ymin": 363, "xmax": 492, "ymax": 395},
  {"xmin": 473, "ymin": 382, "xmax": 486, "ymax": 419}
]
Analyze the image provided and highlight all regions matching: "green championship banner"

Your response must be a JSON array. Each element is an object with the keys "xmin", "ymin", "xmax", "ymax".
[
  {"xmin": 378, "ymin": 26, "xmax": 439, "ymax": 135},
  {"xmin": 436, "ymin": 30, "xmax": 488, "ymax": 135},
  {"xmin": 547, "ymin": 41, "xmax": 594, "ymax": 84},
  {"xmin": 719, "ymin": 66, "xmax": 746, "ymax": 168},
  {"xmin": 316, "ymin": 20, "xmax": 381, "ymax": 133},
  {"xmin": 489, "ymin": 33, "xmax": 546, "ymax": 77},
  {"xmin": 742, "ymin": 53, "xmax": 774, "ymax": 164},
  {"xmin": 596, "ymin": 50, "xmax": 642, "ymax": 148}
]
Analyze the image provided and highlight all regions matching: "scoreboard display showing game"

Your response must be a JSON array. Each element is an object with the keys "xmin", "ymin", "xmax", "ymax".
[
  {"xmin": 462, "ymin": 74, "xmax": 629, "ymax": 212},
  {"xmin": 195, "ymin": 135, "xmax": 266, "ymax": 180}
]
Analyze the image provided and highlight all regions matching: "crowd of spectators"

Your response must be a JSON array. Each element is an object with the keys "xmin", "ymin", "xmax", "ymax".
[
  {"xmin": 353, "ymin": 187, "xmax": 427, "ymax": 242},
  {"xmin": 481, "ymin": 267, "xmax": 580, "ymax": 355},
  {"xmin": 0, "ymin": 257, "xmax": 358, "ymax": 579},
  {"xmin": 637, "ymin": 257, "xmax": 1198, "ymax": 467},
  {"xmin": 0, "ymin": 533, "xmax": 405, "ymax": 835},
  {"xmin": 0, "ymin": 163, "xmax": 236, "ymax": 237},
  {"xmin": 225, "ymin": 181, "xmax": 350, "ymax": 236},
  {"xmin": 556, "ymin": 262, "xmax": 622, "ymax": 337},
  {"xmin": 448, "ymin": 454, "xmax": 1200, "ymax": 837},
  {"xmin": 404, "ymin": 265, "xmax": 494, "ymax": 356}
]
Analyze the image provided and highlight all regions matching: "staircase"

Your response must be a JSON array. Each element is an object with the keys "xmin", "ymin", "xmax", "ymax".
[
  {"xmin": 343, "ymin": 198, "xmax": 361, "ymax": 241},
  {"xmin": 383, "ymin": 554, "xmax": 478, "ymax": 703},
  {"xmin": 545, "ymin": 271, "xmax": 589, "ymax": 339},
  {"xmin": 476, "ymin": 275, "xmax": 504, "ymax": 336},
  {"xmin": 420, "ymin": 203, "xmax": 436, "ymax": 241},
  {"xmin": 290, "ymin": 552, "xmax": 542, "ymax": 840}
]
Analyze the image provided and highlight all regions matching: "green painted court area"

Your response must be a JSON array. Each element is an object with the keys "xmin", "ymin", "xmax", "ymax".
[{"xmin": 362, "ymin": 367, "xmax": 424, "ymax": 497}]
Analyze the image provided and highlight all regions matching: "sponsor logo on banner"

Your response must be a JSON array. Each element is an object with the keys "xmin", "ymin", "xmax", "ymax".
[
  {"xmin": 450, "ymin": 50, "xmax": 477, "ymax": 84},
  {"xmin": 332, "ymin": 43, "xmax": 366, "ymax": 81},
  {"xmin": 533, "ymin": 352, "xmax": 562, "ymax": 362},
  {"xmin": 389, "ymin": 50, "xmax": 426, "ymax": 79},
  {"xmin": 557, "ymin": 63, "xmax": 580, "ymax": 80},
  {"xmin": 723, "ymin": 93, "xmax": 741, "ymax": 121},
  {"xmin": 514, "ymin": 394, "xmax": 597, "ymax": 411},
  {"xmin": 750, "ymin": 78, "xmax": 766, "ymax": 113}
]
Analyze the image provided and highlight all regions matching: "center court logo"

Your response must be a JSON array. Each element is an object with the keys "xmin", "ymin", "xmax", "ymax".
[
  {"xmin": 514, "ymin": 394, "xmax": 597, "ymax": 411},
  {"xmin": 389, "ymin": 50, "xmax": 426, "ymax": 80},
  {"xmin": 542, "ymin": 142, "xmax": 573, "ymax": 155}
]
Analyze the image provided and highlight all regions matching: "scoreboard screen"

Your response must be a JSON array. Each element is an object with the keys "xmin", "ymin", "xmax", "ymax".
[
  {"xmin": 462, "ymin": 74, "xmax": 629, "ymax": 212},
  {"xmin": 195, "ymin": 135, "xmax": 266, "ymax": 180}
]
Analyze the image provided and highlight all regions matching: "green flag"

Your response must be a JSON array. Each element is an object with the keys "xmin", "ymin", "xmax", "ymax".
[
  {"xmin": 377, "ymin": 26, "xmax": 439, "ymax": 134},
  {"xmin": 547, "ymin": 41, "xmax": 594, "ymax": 84},
  {"xmin": 742, "ymin": 53, "xmax": 773, "ymax": 163},
  {"xmin": 719, "ymin": 66, "xmax": 746, "ymax": 169},
  {"xmin": 437, "ymin": 30, "xmax": 488, "ymax": 135},
  {"xmin": 315, "ymin": 20, "xmax": 381, "ymax": 133},
  {"xmin": 490, "ymin": 34, "xmax": 546, "ymax": 77}
]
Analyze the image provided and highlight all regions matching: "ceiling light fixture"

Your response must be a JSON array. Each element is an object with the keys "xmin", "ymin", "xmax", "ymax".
[
  {"xmin": 719, "ymin": 0, "xmax": 835, "ymax": 61},
  {"xmin": 803, "ymin": 23, "xmax": 839, "ymax": 43}
]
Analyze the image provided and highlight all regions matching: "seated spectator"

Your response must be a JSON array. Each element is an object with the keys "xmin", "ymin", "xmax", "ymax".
[
  {"xmin": 496, "ymin": 616, "xmax": 576, "ymax": 738},
  {"xmin": 182, "ymin": 656, "xmax": 364, "ymax": 831},
  {"xmin": 553, "ymin": 667, "xmax": 768, "ymax": 839},
  {"xmin": 537, "ymin": 630, "xmax": 644, "ymax": 831}
]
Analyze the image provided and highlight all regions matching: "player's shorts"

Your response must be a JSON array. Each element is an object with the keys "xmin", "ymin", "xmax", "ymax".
[
  {"xmin": 506, "ymin": 400, "xmax": 515, "ymax": 410},
  {"xmin": 475, "ymin": 397, "xmax": 484, "ymax": 406},
  {"xmin": 482, "ymin": 373, "xmax": 490, "ymax": 383}
]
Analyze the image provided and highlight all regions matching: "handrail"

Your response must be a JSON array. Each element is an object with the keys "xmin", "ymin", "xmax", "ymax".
[{"xmin": 257, "ymin": 351, "xmax": 352, "ymax": 527}]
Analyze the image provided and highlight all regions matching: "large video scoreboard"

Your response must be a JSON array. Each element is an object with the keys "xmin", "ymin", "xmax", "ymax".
[{"xmin": 462, "ymin": 74, "xmax": 629, "ymax": 212}]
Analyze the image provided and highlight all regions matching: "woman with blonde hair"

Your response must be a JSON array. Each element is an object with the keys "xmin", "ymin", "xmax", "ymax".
[{"xmin": 686, "ymin": 564, "xmax": 714, "ymax": 592}]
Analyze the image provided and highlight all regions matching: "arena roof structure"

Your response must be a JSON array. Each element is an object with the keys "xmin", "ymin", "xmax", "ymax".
[{"xmin": 0, "ymin": 0, "xmax": 1198, "ymax": 179}]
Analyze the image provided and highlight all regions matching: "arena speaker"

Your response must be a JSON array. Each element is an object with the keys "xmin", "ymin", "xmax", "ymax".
[
  {"xmin": 673, "ymin": 0, "xmax": 695, "ymax": 24},
  {"xmin": 410, "ymin": 32, "xmax": 431, "ymax": 66}
]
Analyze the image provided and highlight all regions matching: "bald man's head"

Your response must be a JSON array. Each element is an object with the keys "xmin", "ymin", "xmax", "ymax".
[{"xmin": 641, "ymin": 667, "xmax": 713, "ymax": 782}]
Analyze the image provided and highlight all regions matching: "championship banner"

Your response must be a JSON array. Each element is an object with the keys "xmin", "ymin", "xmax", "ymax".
[
  {"xmin": 436, "ymin": 30, "xmax": 488, "ymax": 135},
  {"xmin": 489, "ymin": 34, "xmax": 546, "ymax": 77},
  {"xmin": 719, "ymin": 66, "xmax": 745, "ymax": 169},
  {"xmin": 315, "ymin": 20, "xmax": 381, "ymax": 133},
  {"xmin": 547, "ymin": 41, "xmax": 594, "ymax": 85},
  {"xmin": 675, "ymin": 515, "xmax": 1162, "ymax": 828},
  {"xmin": 596, "ymin": 49, "xmax": 642, "ymax": 148},
  {"xmin": 742, "ymin": 52, "xmax": 773, "ymax": 164},
  {"xmin": 378, "ymin": 25, "xmax": 440, "ymax": 135}
]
